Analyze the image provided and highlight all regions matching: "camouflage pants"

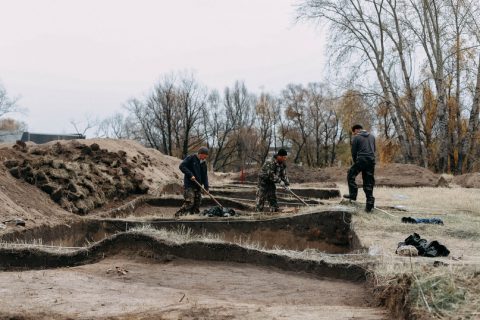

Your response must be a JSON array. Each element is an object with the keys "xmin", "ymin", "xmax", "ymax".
[
  {"xmin": 255, "ymin": 183, "xmax": 278, "ymax": 212},
  {"xmin": 176, "ymin": 187, "xmax": 202, "ymax": 216}
]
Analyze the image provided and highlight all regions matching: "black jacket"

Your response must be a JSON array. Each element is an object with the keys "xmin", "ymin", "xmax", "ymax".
[
  {"xmin": 179, "ymin": 154, "xmax": 209, "ymax": 190},
  {"xmin": 352, "ymin": 130, "xmax": 376, "ymax": 162}
]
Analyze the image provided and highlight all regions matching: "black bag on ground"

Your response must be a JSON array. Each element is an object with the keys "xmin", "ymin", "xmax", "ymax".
[
  {"xmin": 202, "ymin": 206, "xmax": 236, "ymax": 217},
  {"xmin": 401, "ymin": 233, "xmax": 450, "ymax": 257}
]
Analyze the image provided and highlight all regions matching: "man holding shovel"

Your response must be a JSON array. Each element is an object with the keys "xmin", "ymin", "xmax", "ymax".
[
  {"xmin": 175, "ymin": 147, "xmax": 209, "ymax": 217},
  {"xmin": 343, "ymin": 124, "xmax": 376, "ymax": 212},
  {"xmin": 255, "ymin": 148, "xmax": 290, "ymax": 212}
]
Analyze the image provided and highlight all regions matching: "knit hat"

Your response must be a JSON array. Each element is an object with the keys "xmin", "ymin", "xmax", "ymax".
[
  {"xmin": 277, "ymin": 148, "xmax": 288, "ymax": 156},
  {"xmin": 198, "ymin": 146, "xmax": 209, "ymax": 155}
]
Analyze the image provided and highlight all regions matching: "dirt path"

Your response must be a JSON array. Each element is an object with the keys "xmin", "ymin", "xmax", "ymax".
[{"xmin": 0, "ymin": 256, "xmax": 386, "ymax": 319}]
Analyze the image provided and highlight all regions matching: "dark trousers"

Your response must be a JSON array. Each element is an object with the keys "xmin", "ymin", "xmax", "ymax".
[{"xmin": 347, "ymin": 157, "xmax": 375, "ymax": 208}]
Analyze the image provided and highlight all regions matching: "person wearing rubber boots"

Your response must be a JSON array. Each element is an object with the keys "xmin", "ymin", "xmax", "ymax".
[
  {"xmin": 175, "ymin": 147, "xmax": 209, "ymax": 217},
  {"xmin": 343, "ymin": 124, "xmax": 376, "ymax": 212},
  {"xmin": 255, "ymin": 148, "xmax": 290, "ymax": 212}
]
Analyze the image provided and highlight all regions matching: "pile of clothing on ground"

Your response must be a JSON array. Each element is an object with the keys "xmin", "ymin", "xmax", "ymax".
[
  {"xmin": 202, "ymin": 206, "xmax": 236, "ymax": 217},
  {"xmin": 396, "ymin": 233, "xmax": 450, "ymax": 257},
  {"xmin": 401, "ymin": 217, "xmax": 444, "ymax": 225}
]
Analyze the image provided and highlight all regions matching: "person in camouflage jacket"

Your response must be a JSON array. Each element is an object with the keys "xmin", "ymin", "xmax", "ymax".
[{"xmin": 255, "ymin": 148, "xmax": 290, "ymax": 212}]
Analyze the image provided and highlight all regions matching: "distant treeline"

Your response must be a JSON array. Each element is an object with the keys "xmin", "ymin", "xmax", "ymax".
[{"xmin": 98, "ymin": 0, "xmax": 480, "ymax": 174}]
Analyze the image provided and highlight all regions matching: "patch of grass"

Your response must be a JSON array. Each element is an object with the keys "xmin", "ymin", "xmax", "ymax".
[
  {"xmin": 0, "ymin": 239, "xmax": 81, "ymax": 253},
  {"xmin": 338, "ymin": 184, "xmax": 480, "ymax": 215},
  {"xmin": 371, "ymin": 255, "xmax": 480, "ymax": 319},
  {"xmin": 128, "ymin": 224, "xmax": 224, "ymax": 244},
  {"xmin": 345, "ymin": 185, "xmax": 480, "ymax": 319},
  {"xmin": 410, "ymin": 269, "xmax": 466, "ymax": 318}
]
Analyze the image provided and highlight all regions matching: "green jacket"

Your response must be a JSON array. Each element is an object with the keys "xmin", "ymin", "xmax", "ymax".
[{"xmin": 258, "ymin": 156, "xmax": 289, "ymax": 185}]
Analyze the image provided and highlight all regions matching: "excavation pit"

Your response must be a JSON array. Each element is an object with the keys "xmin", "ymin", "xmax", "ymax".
[
  {"xmin": 1, "ymin": 209, "xmax": 356, "ymax": 253},
  {"xmin": 0, "ymin": 209, "xmax": 391, "ymax": 319},
  {"xmin": 209, "ymin": 186, "xmax": 340, "ymax": 202},
  {"xmin": 0, "ymin": 232, "xmax": 386, "ymax": 319}
]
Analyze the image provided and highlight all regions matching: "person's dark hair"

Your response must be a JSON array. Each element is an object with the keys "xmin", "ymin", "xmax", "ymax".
[
  {"xmin": 277, "ymin": 148, "xmax": 288, "ymax": 156},
  {"xmin": 198, "ymin": 146, "xmax": 209, "ymax": 155},
  {"xmin": 351, "ymin": 124, "xmax": 363, "ymax": 132}
]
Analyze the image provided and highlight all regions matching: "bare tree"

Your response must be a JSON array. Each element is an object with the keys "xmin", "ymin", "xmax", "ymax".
[
  {"xmin": 125, "ymin": 98, "xmax": 162, "ymax": 149},
  {"xmin": 0, "ymin": 84, "xmax": 20, "ymax": 118},
  {"xmin": 212, "ymin": 81, "xmax": 255, "ymax": 171},
  {"xmin": 460, "ymin": 0, "xmax": 480, "ymax": 171},
  {"xmin": 96, "ymin": 112, "xmax": 139, "ymax": 139},
  {"xmin": 148, "ymin": 74, "xmax": 178, "ymax": 156},
  {"xmin": 283, "ymin": 84, "xmax": 313, "ymax": 165},
  {"xmin": 70, "ymin": 114, "xmax": 98, "ymax": 137},
  {"xmin": 255, "ymin": 93, "xmax": 277, "ymax": 164},
  {"xmin": 297, "ymin": 0, "xmax": 416, "ymax": 164},
  {"xmin": 177, "ymin": 73, "xmax": 207, "ymax": 158}
]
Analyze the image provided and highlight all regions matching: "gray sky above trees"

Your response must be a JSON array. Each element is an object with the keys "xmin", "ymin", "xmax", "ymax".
[{"xmin": 0, "ymin": 0, "xmax": 326, "ymax": 134}]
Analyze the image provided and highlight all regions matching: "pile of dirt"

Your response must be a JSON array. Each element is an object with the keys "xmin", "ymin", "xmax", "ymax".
[
  {"xmin": 2, "ymin": 139, "xmax": 182, "ymax": 215},
  {"xmin": 368, "ymin": 163, "xmax": 439, "ymax": 187},
  {"xmin": 454, "ymin": 172, "xmax": 480, "ymax": 188},
  {"xmin": 238, "ymin": 163, "xmax": 439, "ymax": 187}
]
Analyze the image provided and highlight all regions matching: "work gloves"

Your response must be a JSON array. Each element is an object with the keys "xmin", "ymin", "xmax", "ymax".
[{"xmin": 279, "ymin": 180, "xmax": 290, "ymax": 188}]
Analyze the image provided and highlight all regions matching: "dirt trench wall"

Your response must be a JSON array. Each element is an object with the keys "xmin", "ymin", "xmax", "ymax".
[
  {"xmin": 0, "ymin": 232, "xmax": 367, "ymax": 282},
  {"xmin": 0, "ymin": 220, "xmax": 108, "ymax": 247},
  {"xmin": 1, "ymin": 210, "xmax": 354, "ymax": 253},
  {"xmin": 145, "ymin": 197, "xmax": 254, "ymax": 211},
  {"xmin": 100, "ymin": 210, "xmax": 354, "ymax": 252}
]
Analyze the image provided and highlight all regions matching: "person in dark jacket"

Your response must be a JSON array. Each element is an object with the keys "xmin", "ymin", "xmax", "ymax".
[
  {"xmin": 255, "ymin": 148, "xmax": 290, "ymax": 212},
  {"xmin": 175, "ymin": 147, "xmax": 209, "ymax": 217},
  {"xmin": 343, "ymin": 124, "xmax": 376, "ymax": 212}
]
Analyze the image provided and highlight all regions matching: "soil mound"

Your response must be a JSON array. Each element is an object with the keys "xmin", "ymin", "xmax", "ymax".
[
  {"xmin": 237, "ymin": 163, "xmax": 438, "ymax": 187},
  {"xmin": 454, "ymin": 172, "xmax": 480, "ymax": 188},
  {"xmin": 2, "ymin": 139, "xmax": 182, "ymax": 215},
  {"xmin": 374, "ymin": 163, "xmax": 439, "ymax": 187}
]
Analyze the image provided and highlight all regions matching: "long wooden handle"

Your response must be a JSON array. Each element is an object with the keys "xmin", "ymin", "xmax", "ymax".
[
  {"xmin": 193, "ymin": 179, "xmax": 223, "ymax": 208},
  {"xmin": 285, "ymin": 187, "xmax": 310, "ymax": 206}
]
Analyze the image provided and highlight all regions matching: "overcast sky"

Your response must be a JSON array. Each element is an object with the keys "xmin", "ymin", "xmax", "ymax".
[{"xmin": 0, "ymin": 0, "xmax": 326, "ymax": 134}]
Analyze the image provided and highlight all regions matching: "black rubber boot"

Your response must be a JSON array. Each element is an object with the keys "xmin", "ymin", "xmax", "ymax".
[
  {"xmin": 366, "ymin": 197, "xmax": 375, "ymax": 212},
  {"xmin": 343, "ymin": 194, "xmax": 357, "ymax": 201},
  {"xmin": 174, "ymin": 210, "xmax": 185, "ymax": 217}
]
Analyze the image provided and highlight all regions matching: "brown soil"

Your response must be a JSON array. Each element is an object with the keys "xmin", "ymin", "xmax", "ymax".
[
  {"xmin": 0, "ymin": 155, "xmax": 80, "ymax": 231},
  {"xmin": 0, "ymin": 139, "xmax": 187, "ymax": 229},
  {"xmin": 239, "ymin": 163, "xmax": 439, "ymax": 187},
  {"xmin": 454, "ymin": 172, "xmax": 480, "ymax": 188},
  {"xmin": 2, "ymin": 140, "xmax": 164, "ymax": 214},
  {"xmin": 0, "ymin": 256, "xmax": 387, "ymax": 320}
]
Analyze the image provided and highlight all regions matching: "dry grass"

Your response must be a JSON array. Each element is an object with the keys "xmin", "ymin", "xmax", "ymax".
[
  {"xmin": 127, "ymin": 225, "xmax": 377, "ymax": 265},
  {"xmin": 0, "ymin": 239, "xmax": 81, "ymax": 253},
  {"xmin": 372, "ymin": 258, "xmax": 480, "ymax": 319},
  {"xmin": 340, "ymin": 184, "xmax": 480, "ymax": 319},
  {"xmin": 128, "ymin": 224, "xmax": 480, "ymax": 318},
  {"xmin": 338, "ymin": 184, "xmax": 480, "ymax": 215}
]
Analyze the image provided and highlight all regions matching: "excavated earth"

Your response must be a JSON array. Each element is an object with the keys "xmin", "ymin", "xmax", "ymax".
[
  {"xmin": 0, "ymin": 200, "xmax": 389, "ymax": 319},
  {"xmin": 0, "ymin": 139, "xmax": 412, "ymax": 319},
  {"xmin": 0, "ymin": 231, "xmax": 387, "ymax": 320}
]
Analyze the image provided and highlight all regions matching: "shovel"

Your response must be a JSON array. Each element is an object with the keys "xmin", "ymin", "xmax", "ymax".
[
  {"xmin": 283, "ymin": 186, "xmax": 310, "ymax": 206},
  {"xmin": 192, "ymin": 179, "xmax": 224, "ymax": 209}
]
